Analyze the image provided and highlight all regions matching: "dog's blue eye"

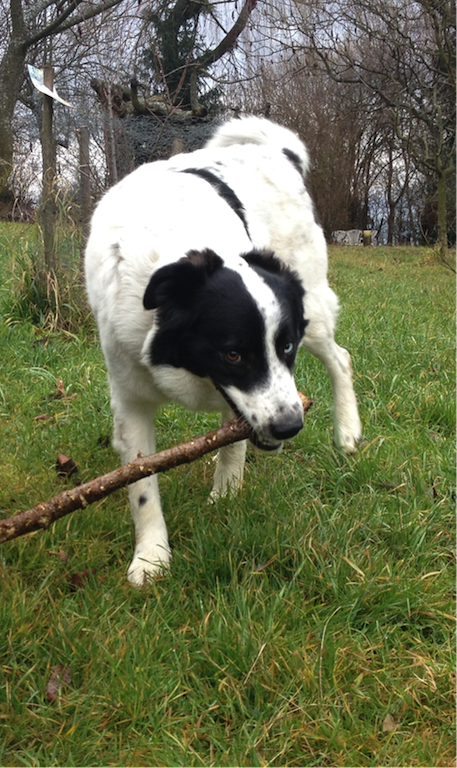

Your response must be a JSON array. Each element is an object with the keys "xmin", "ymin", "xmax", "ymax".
[
  {"xmin": 284, "ymin": 342, "xmax": 294, "ymax": 355},
  {"xmin": 226, "ymin": 351, "xmax": 241, "ymax": 363}
]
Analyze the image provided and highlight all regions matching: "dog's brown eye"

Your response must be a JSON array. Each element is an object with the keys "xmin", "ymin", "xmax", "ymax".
[{"xmin": 226, "ymin": 351, "xmax": 241, "ymax": 363}]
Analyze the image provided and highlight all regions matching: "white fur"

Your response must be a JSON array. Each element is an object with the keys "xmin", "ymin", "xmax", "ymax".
[{"xmin": 85, "ymin": 116, "xmax": 362, "ymax": 585}]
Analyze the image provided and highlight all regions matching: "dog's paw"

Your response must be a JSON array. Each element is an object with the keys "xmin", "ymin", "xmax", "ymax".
[
  {"xmin": 335, "ymin": 430, "xmax": 364, "ymax": 455},
  {"xmin": 334, "ymin": 414, "xmax": 363, "ymax": 455},
  {"xmin": 209, "ymin": 477, "xmax": 243, "ymax": 501},
  {"xmin": 127, "ymin": 545, "xmax": 171, "ymax": 586}
]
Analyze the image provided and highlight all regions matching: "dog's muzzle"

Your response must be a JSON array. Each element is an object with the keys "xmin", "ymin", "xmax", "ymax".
[{"xmin": 214, "ymin": 384, "xmax": 302, "ymax": 452}]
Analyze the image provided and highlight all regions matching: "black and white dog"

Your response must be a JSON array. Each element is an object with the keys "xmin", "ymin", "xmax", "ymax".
[{"xmin": 85, "ymin": 116, "xmax": 362, "ymax": 585}]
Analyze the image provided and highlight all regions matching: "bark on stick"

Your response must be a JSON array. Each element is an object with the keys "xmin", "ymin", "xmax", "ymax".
[{"xmin": 0, "ymin": 393, "xmax": 312, "ymax": 544}]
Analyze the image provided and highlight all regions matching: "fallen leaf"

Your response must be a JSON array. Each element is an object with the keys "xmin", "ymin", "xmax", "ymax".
[
  {"xmin": 56, "ymin": 453, "xmax": 79, "ymax": 478},
  {"xmin": 67, "ymin": 568, "xmax": 97, "ymax": 590},
  {"xmin": 48, "ymin": 549, "xmax": 68, "ymax": 563},
  {"xmin": 33, "ymin": 413, "xmax": 52, "ymax": 421},
  {"xmin": 46, "ymin": 379, "xmax": 75, "ymax": 402},
  {"xmin": 46, "ymin": 664, "xmax": 71, "ymax": 702},
  {"xmin": 382, "ymin": 713, "xmax": 398, "ymax": 732}
]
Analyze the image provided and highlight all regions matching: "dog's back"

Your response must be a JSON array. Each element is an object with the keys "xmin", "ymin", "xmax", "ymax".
[{"xmin": 206, "ymin": 115, "xmax": 309, "ymax": 171}]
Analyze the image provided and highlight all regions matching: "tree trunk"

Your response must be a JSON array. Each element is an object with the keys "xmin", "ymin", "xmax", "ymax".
[
  {"xmin": 386, "ymin": 147, "xmax": 395, "ymax": 245},
  {"xmin": 77, "ymin": 126, "xmax": 92, "ymax": 259},
  {"xmin": 436, "ymin": 166, "xmax": 449, "ymax": 253},
  {"xmin": 0, "ymin": 42, "xmax": 26, "ymax": 198}
]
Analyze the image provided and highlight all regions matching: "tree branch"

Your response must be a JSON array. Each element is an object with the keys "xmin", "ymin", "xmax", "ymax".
[
  {"xmin": 23, "ymin": 0, "xmax": 125, "ymax": 48},
  {"xmin": 197, "ymin": 0, "xmax": 257, "ymax": 68},
  {"xmin": 0, "ymin": 392, "xmax": 312, "ymax": 545}
]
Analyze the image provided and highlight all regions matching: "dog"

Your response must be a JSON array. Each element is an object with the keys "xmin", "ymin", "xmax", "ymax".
[{"xmin": 85, "ymin": 116, "xmax": 362, "ymax": 585}]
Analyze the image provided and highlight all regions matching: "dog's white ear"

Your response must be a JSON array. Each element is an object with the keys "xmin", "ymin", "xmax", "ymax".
[{"xmin": 143, "ymin": 249, "xmax": 223, "ymax": 310}]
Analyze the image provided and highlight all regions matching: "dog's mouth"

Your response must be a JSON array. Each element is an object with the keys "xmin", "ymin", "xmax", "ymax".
[
  {"xmin": 249, "ymin": 431, "xmax": 283, "ymax": 452},
  {"xmin": 214, "ymin": 383, "xmax": 283, "ymax": 453}
]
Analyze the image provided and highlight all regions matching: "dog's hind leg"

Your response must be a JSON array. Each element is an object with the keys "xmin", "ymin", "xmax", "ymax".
[
  {"xmin": 303, "ymin": 334, "xmax": 362, "ymax": 453},
  {"xmin": 298, "ymin": 284, "xmax": 362, "ymax": 453},
  {"xmin": 111, "ymin": 392, "xmax": 171, "ymax": 585}
]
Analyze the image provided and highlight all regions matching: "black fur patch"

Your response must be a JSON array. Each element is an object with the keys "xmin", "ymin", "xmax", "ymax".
[
  {"xmin": 143, "ymin": 249, "xmax": 224, "ymax": 311},
  {"xmin": 243, "ymin": 249, "xmax": 286, "ymax": 274},
  {"xmin": 282, "ymin": 149, "xmax": 323, "ymax": 227},
  {"xmin": 282, "ymin": 148, "xmax": 306, "ymax": 183},
  {"xmin": 246, "ymin": 255, "xmax": 308, "ymax": 367},
  {"xmin": 144, "ymin": 248, "xmax": 306, "ymax": 392},
  {"xmin": 146, "ymin": 253, "xmax": 268, "ymax": 390},
  {"xmin": 181, "ymin": 168, "xmax": 250, "ymax": 237},
  {"xmin": 243, "ymin": 249, "xmax": 308, "ymax": 353}
]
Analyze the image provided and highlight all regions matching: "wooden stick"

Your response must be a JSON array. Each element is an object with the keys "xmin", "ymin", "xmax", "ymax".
[{"xmin": 0, "ymin": 393, "xmax": 312, "ymax": 544}]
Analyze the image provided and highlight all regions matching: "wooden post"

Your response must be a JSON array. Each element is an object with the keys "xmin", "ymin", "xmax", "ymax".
[{"xmin": 40, "ymin": 65, "xmax": 57, "ymax": 273}]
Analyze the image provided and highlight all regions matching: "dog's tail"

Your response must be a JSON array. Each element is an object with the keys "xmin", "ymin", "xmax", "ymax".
[{"xmin": 206, "ymin": 116, "xmax": 309, "ymax": 175}]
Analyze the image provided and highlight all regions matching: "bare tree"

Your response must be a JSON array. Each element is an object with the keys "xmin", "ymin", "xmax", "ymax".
[
  {"xmin": 293, "ymin": 0, "xmax": 455, "ymax": 253},
  {"xmin": 231, "ymin": 55, "xmax": 386, "ymax": 237},
  {"xmin": 0, "ymin": 0, "xmax": 126, "ymax": 198},
  {"xmin": 140, "ymin": 0, "xmax": 258, "ymax": 112},
  {"xmin": 87, "ymin": 1, "xmax": 260, "ymax": 184}
]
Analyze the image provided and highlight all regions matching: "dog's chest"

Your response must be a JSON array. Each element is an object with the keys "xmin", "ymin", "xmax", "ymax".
[{"xmin": 151, "ymin": 364, "xmax": 226, "ymax": 413}]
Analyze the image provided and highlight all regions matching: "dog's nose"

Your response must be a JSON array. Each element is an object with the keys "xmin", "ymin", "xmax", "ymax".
[{"xmin": 269, "ymin": 410, "xmax": 303, "ymax": 440}]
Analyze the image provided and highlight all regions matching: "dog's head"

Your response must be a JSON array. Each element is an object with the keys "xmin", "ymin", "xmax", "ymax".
[{"xmin": 143, "ymin": 248, "xmax": 307, "ymax": 450}]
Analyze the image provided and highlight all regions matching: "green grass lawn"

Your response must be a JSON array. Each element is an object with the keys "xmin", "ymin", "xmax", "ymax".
[{"xmin": 0, "ymin": 225, "xmax": 455, "ymax": 767}]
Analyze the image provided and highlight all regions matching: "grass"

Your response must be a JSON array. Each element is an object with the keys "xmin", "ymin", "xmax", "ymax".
[{"xmin": 0, "ymin": 228, "xmax": 455, "ymax": 767}]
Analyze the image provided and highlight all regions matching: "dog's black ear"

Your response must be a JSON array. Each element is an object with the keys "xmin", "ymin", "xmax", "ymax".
[
  {"xmin": 243, "ymin": 249, "xmax": 284, "ymax": 273},
  {"xmin": 143, "ymin": 249, "xmax": 224, "ymax": 310}
]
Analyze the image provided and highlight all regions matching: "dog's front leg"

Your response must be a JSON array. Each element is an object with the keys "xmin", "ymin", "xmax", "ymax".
[
  {"xmin": 111, "ymin": 395, "xmax": 171, "ymax": 585},
  {"xmin": 210, "ymin": 407, "xmax": 247, "ymax": 499},
  {"xmin": 211, "ymin": 439, "xmax": 248, "ymax": 498}
]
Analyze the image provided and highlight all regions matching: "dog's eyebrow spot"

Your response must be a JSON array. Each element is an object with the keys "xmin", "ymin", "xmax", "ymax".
[{"xmin": 181, "ymin": 167, "xmax": 250, "ymax": 238}]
